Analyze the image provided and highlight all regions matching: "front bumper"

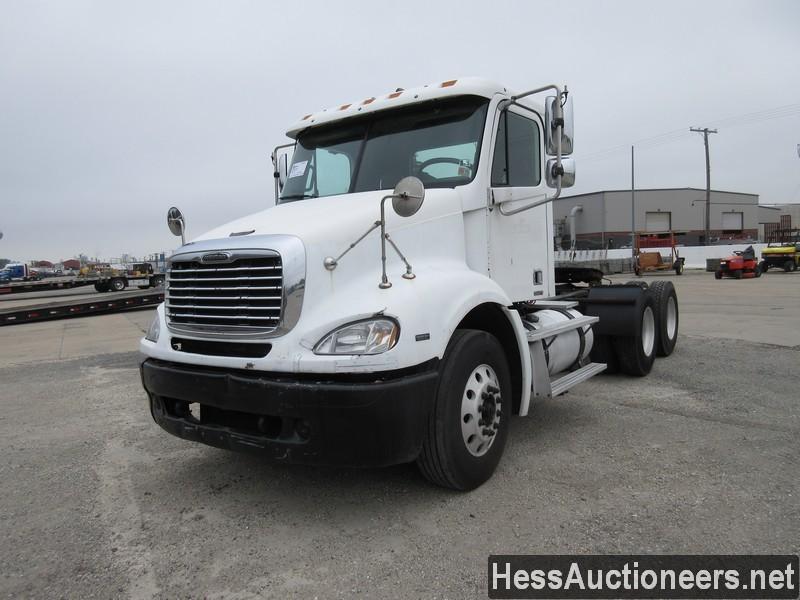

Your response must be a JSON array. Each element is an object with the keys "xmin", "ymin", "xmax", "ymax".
[{"xmin": 140, "ymin": 358, "xmax": 439, "ymax": 467}]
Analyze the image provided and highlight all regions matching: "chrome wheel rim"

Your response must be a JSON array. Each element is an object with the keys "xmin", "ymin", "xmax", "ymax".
[
  {"xmin": 460, "ymin": 364, "xmax": 501, "ymax": 457},
  {"xmin": 641, "ymin": 306, "xmax": 655, "ymax": 356},
  {"xmin": 666, "ymin": 296, "xmax": 677, "ymax": 340}
]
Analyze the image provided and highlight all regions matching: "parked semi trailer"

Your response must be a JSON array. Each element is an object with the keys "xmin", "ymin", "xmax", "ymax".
[
  {"xmin": 0, "ymin": 263, "xmax": 165, "ymax": 295},
  {"xmin": 0, "ymin": 263, "xmax": 39, "ymax": 282},
  {"xmin": 85, "ymin": 263, "xmax": 165, "ymax": 292},
  {"xmin": 139, "ymin": 78, "xmax": 680, "ymax": 490}
]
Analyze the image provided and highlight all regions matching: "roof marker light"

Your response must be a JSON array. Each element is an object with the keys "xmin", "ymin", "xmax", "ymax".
[
  {"xmin": 362, "ymin": 97, "xmax": 376, "ymax": 105},
  {"xmin": 301, "ymin": 114, "xmax": 312, "ymax": 120},
  {"xmin": 339, "ymin": 103, "xmax": 351, "ymax": 111},
  {"xmin": 441, "ymin": 79, "xmax": 458, "ymax": 87},
  {"xmin": 387, "ymin": 91, "xmax": 403, "ymax": 99}
]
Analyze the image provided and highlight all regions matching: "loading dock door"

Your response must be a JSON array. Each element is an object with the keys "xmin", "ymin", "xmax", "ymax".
[
  {"xmin": 722, "ymin": 212, "xmax": 743, "ymax": 231},
  {"xmin": 645, "ymin": 211, "xmax": 671, "ymax": 232}
]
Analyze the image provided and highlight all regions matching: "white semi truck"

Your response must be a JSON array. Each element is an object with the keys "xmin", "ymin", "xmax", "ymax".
[{"xmin": 140, "ymin": 78, "xmax": 679, "ymax": 490}]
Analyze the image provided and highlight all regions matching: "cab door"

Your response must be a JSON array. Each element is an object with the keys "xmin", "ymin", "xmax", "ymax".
[{"xmin": 487, "ymin": 105, "xmax": 554, "ymax": 301}]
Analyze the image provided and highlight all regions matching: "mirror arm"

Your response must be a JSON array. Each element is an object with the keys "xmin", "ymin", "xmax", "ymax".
[
  {"xmin": 497, "ymin": 84, "xmax": 566, "ymax": 217},
  {"xmin": 497, "ymin": 178, "xmax": 562, "ymax": 216},
  {"xmin": 323, "ymin": 221, "xmax": 381, "ymax": 271},
  {"xmin": 384, "ymin": 233, "xmax": 415, "ymax": 280},
  {"xmin": 323, "ymin": 178, "xmax": 424, "ymax": 288}
]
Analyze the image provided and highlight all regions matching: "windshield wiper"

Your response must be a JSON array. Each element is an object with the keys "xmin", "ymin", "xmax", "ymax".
[{"xmin": 280, "ymin": 193, "xmax": 317, "ymax": 201}]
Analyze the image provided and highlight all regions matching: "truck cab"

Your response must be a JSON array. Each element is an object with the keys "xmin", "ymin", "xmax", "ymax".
[
  {"xmin": 140, "ymin": 78, "xmax": 677, "ymax": 490},
  {"xmin": 0, "ymin": 263, "xmax": 32, "ymax": 282}
]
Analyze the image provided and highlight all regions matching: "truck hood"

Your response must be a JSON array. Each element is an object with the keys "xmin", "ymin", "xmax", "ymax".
[{"xmin": 193, "ymin": 188, "xmax": 466, "ymax": 249}]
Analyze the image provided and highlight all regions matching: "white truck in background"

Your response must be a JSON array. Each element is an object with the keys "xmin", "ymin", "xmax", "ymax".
[{"xmin": 139, "ymin": 78, "xmax": 679, "ymax": 490}]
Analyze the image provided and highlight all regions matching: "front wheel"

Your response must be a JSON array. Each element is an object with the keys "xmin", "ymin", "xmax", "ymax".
[
  {"xmin": 417, "ymin": 330, "xmax": 511, "ymax": 491},
  {"xmin": 714, "ymin": 270, "xmax": 723, "ymax": 280}
]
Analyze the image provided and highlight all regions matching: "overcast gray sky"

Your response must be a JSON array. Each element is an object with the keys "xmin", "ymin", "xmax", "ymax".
[{"xmin": 1, "ymin": 0, "xmax": 798, "ymax": 262}]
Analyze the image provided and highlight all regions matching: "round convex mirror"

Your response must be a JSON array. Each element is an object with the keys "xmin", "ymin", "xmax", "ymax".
[
  {"xmin": 167, "ymin": 207, "xmax": 185, "ymax": 237},
  {"xmin": 391, "ymin": 177, "xmax": 425, "ymax": 218}
]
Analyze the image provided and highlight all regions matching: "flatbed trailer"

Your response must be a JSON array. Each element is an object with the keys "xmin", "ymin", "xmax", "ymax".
[
  {"xmin": 0, "ymin": 276, "xmax": 90, "ymax": 295},
  {"xmin": 0, "ymin": 288, "xmax": 164, "ymax": 326},
  {"xmin": 0, "ymin": 273, "xmax": 165, "ymax": 295}
]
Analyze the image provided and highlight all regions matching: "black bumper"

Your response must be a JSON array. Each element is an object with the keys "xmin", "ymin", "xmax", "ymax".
[{"xmin": 140, "ymin": 358, "xmax": 439, "ymax": 467}]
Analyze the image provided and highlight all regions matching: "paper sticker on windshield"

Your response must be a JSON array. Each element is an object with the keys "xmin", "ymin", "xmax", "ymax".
[{"xmin": 289, "ymin": 160, "xmax": 308, "ymax": 178}]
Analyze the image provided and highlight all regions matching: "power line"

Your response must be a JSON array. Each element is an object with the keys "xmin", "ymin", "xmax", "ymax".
[{"xmin": 576, "ymin": 102, "xmax": 800, "ymax": 164}]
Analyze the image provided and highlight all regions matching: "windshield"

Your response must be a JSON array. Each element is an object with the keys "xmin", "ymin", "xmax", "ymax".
[{"xmin": 279, "ymin": 96, "xmax": 489, "ymax": 202}]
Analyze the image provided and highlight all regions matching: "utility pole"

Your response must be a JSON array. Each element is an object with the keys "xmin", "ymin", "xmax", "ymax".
[{"xmin": 690, "ymin": 127, "xmax": 718, "ymax": 245}]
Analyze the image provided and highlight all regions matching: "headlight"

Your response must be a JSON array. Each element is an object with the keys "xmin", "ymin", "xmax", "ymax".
[
  {"xmin": 314, "ymin": 318, "xmax": 399, "ymax": 355},
  {"xmin": 145, "ymin": 314, "xmax": 161, "ymax": 342}
]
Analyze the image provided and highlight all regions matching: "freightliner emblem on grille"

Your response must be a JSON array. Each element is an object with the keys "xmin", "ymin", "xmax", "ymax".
[{"xmin": 200, "ymin": 252, "xmax": 232, "ymax": 263}]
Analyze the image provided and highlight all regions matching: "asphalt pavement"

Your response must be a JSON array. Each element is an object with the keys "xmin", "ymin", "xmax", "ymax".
[{"xmin": 0, "ymin": 270, "xmax": 798, "ymax": 598}]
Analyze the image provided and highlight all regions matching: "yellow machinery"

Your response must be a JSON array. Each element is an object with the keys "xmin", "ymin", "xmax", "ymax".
[{"xmin": 760, "ymin": 229, "xmax": 800, "ymax": 273}]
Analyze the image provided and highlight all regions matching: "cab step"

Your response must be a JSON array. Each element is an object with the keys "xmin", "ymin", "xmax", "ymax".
[{"xmin": 550, "ymin": 362, "xmax": 607, "ymax": 397}]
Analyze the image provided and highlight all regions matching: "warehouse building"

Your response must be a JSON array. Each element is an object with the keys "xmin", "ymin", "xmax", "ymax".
[
  {"xmin": 758, "ymin": 203, "xmax": 798, "ymax": 241},
  {"xmin": 553, "ymin": 187, "xmax": 759, "ymax": 250}
]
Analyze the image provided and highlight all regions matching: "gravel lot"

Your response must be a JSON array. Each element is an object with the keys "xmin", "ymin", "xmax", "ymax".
[{"xmin": 1, "ymin": 271, "xmax": 798, "ymax": 598}]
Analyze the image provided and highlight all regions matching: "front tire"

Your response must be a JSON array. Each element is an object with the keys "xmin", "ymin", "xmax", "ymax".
[{"xmin": 417, "ymin": 330, "xmax": 511, "ymax": 491}]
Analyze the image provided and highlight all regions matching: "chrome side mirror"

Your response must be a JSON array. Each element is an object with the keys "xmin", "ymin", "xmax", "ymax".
[
  {"xmin": 167, "ymin": 206, "xmax": 186, "ymax": 245},
  {"xmin": 546, "ymin": 157, "xmax": 576, "ymax": 188},
  {"xmin": 545, "ymin": 94, "xmax": 574, "ymax": 155},
  {"xmin": 277, "ymin": 153, "xmax": 289, "ymax": 190},
  {"xmin": 391, "ymin": 176, "xmax": 425, "ymax": 217},
  {"xmin": 271, "ymin": 143, "xmax": 295, "ymax": 202}
]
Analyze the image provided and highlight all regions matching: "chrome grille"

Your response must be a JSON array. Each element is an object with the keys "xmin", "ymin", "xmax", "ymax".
[{"xmin": 166, "ymin": 254, "xmax": 283, "ymax": 333}]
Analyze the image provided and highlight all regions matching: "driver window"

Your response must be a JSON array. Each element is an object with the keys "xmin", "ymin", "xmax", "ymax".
[{"xmin": 491, "ymin": 111, "xmax": 541, "ymax": 187}]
